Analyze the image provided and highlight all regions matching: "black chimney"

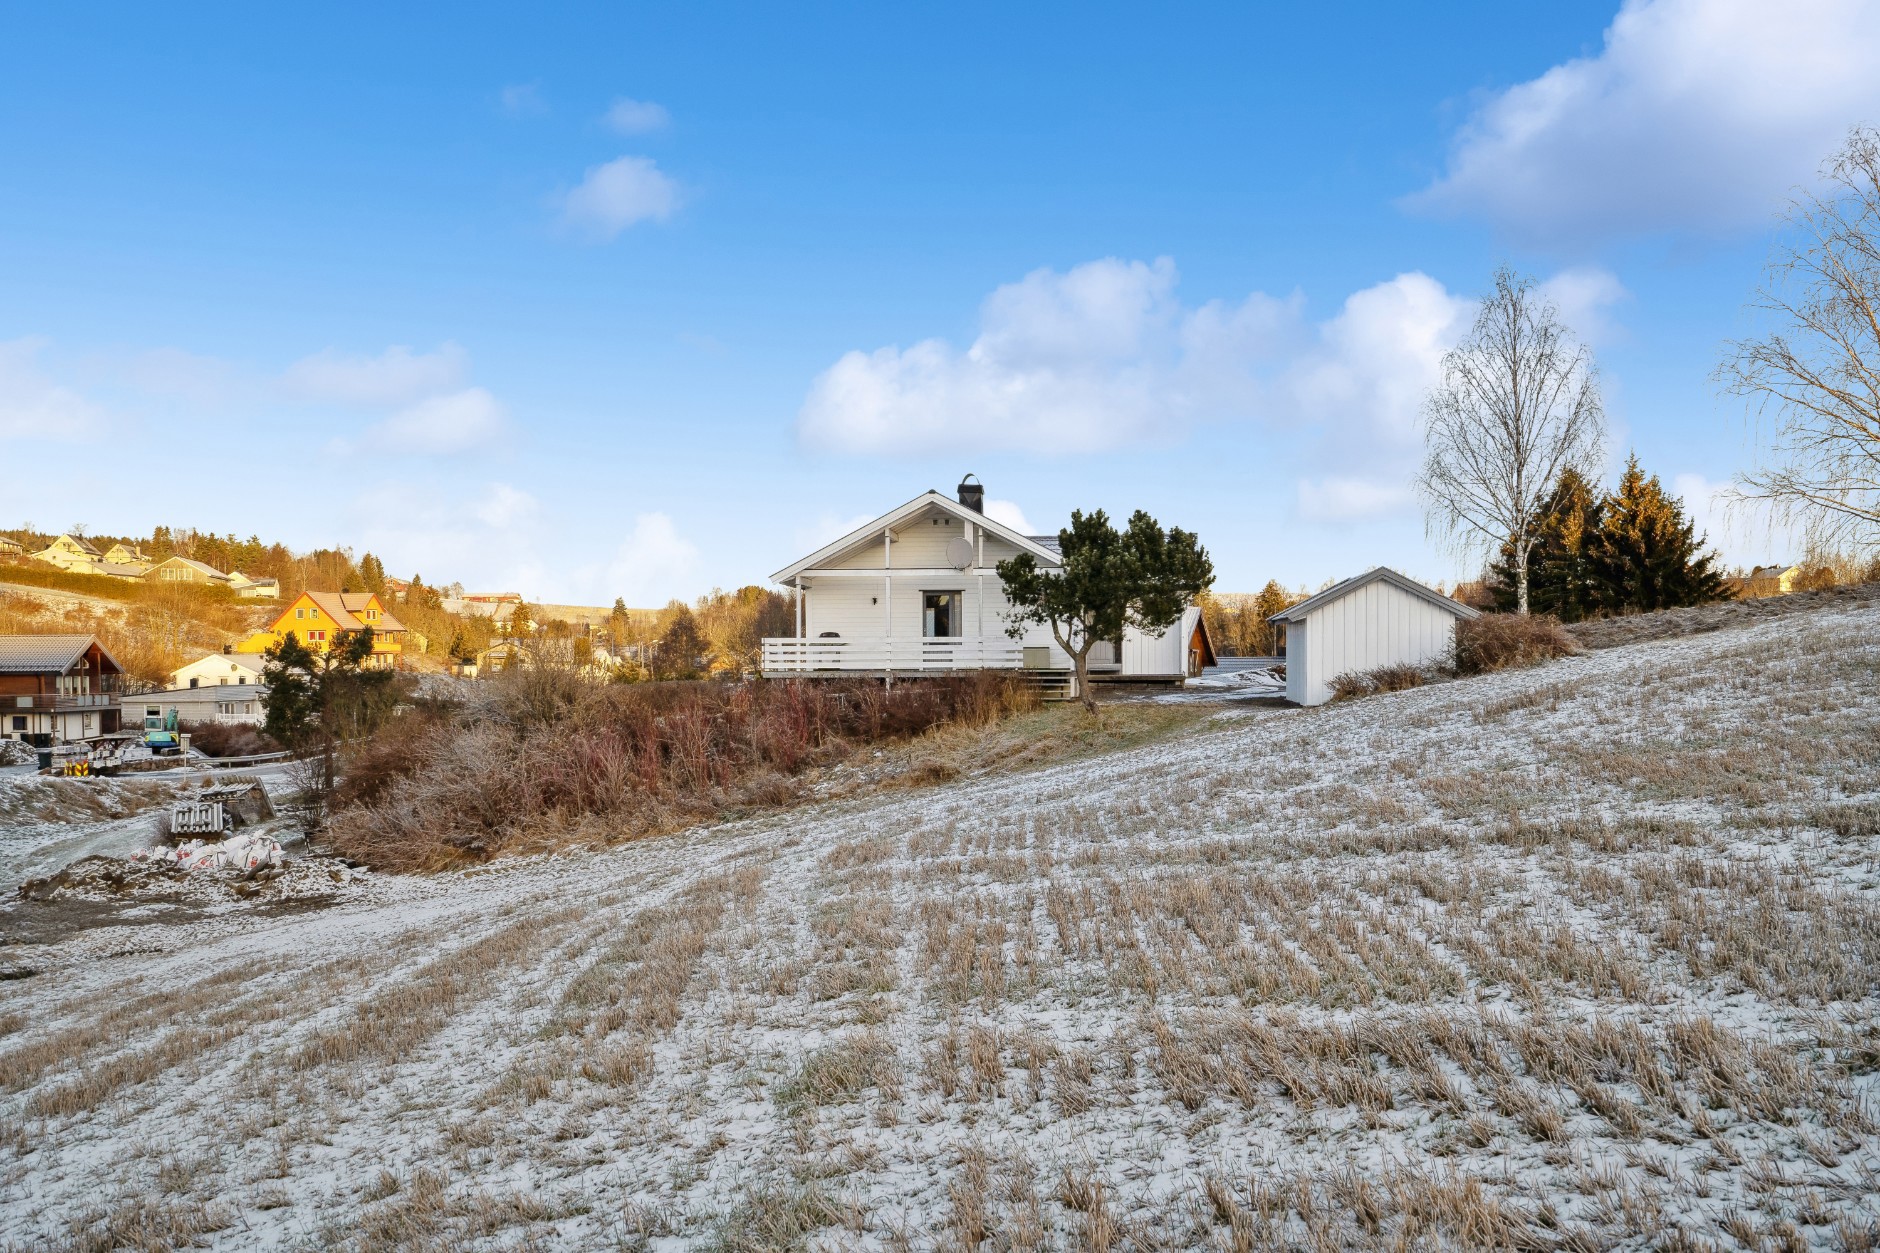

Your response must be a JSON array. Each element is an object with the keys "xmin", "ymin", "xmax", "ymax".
[{"xmin": 957, "ymin": 474, "xmax": 984, "ymax": 514}]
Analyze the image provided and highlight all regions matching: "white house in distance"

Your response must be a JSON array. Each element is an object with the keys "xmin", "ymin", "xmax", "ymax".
[
  {"xmin": 1267, "ymin": 567, "xmax": 1479, "ymax": 707},
  {"xmin": 128, "ymin": 686, "xmax": 267, "ymax": 728},
  {"xmin": 171, "ymin": 651, "xmax": 268, "ymax": 690},
  {"xmin": 762, "ymin": 477, "xmax": 1213, "ymax": 695}
]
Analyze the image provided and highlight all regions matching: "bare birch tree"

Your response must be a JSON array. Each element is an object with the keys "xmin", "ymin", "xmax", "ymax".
[
  {"xmin": 1720, "ymin": 126, "xmax": 1880, "ymax": 550},
  {"xmin": 1418, "ymin": 266, "xmax": 1606, "ymax": 613}
]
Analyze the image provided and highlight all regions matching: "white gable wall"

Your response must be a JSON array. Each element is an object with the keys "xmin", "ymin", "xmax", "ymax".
[
  {"xmin": 1290, "ymin": 580, "xmax": 1460, "ymax": 706},
  {"xmin": 801, "ymin": 509, "xmax": 1065, "ymax": 663}
]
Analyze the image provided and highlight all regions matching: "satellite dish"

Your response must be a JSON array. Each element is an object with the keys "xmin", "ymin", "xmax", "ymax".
[{"xmin": 945, "ymin": 536, "xmax": 974, "ymax": 570}]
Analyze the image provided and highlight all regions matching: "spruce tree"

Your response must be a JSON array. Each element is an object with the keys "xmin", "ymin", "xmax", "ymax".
[
  {"xmin": 1490, "ymin": 468, "xmax": 1605, "ymax": 620},
  {"xmin": 1588, "ymin": 456, "xmax": 1731, "ymax": 613},
  {"xmin": 359, "ymin": 552, "xmax": 386, "ymax": 594}
]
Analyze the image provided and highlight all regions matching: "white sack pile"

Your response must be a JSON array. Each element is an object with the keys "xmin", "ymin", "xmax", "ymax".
[{"xmin": 131, "ymin": 831, "xmax": 286, "ymax": 876}]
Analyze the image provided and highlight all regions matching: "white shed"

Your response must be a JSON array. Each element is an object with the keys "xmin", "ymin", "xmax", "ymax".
[{"xmin": 1267, "ymin": 567, "xmax": 1479, "ymax": 707}]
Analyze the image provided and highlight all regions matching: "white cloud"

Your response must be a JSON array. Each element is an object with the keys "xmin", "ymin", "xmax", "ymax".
[
  {"xmin": 792, "ymin": 511, "xmax": 878, "ymax": 556},
  {"xmin": 284, "ymin": 343, "xmax": 469, "ymax": 407},
  {"xmin": 1537, "ymin": 267, "xmax": 1629, "ymax": 346},
  {"xmin": 798, "ymin": 259, "xmax": 1490, "ymax": 524},
  {"xmin": 346, "ymin": 481, "xmax": 552, "ymax": 594},
  {"xmin": 604, "ymin": 97, "xmax": 670, "ymax": 134},
  {"xmin": 604, "ymin": 512, "xmax": 700, "ymax": 605},
  {"xmin": 983, "ymin": 499, "xmax": 1035, "ymax": 535},
  {"xmin": 354, "ymin": 387, "xmax": 507, "ymax": 455},
  {"xmin": 0, "ymin": 337, "xmax": 104, "ymax": 439},
  {"xmin": 1408, "ymin": 0, "xmax": 1880, "ymax": 243},
  {"xmin": 798, "ymin": 257, "xmax": 1294, "ymax": 456},
  {"xmin": 124, "ymin": 347, "xmax": 246, "ymax": 405},
  {"xmin": 1281, "ymin": 272, "xmax": 1472, "ymax": 449},
  {"xmin": 561, "ymin": 156, "xmax": 679, "ymax": 239},
  {"xmin": 475, "ymin": 483, "xmax": 538, "ymax": 529},
  {"xmin": 500, "ymin": 83, "xmax": 546, "ymax": 117},
  {"xmin": 1296, "ymin": 477, "xmax": 1417, "ymax": 523}
]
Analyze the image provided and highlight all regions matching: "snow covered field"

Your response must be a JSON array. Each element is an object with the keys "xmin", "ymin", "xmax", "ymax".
[{"xmin": 2, "ymin": 602, "xmax": 1878, "ymax": 1249}]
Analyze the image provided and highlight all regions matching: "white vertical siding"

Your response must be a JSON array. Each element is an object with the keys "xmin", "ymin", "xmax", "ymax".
[{"xmin": 1293, "ymin": 581, "xmax": 1459, "ymax": 706}]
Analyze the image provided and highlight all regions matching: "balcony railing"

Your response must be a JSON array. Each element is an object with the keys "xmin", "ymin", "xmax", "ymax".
[
  {"xmin": 761, "ymin": 637, "xmax": 1040, "ymax": 675},
  {"xmin": 7, "ymin": 693, "xmax": 117, "ymax": 712}
]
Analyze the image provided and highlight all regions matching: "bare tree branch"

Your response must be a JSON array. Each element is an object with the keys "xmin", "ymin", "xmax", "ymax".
[
  {"xmin": 1721, "ymin": 126, "xmax": 1880, "ymax": 551},
  {"xmin": 1418, "ymin": 266, "xmax": 1606, "ymax": 613}
]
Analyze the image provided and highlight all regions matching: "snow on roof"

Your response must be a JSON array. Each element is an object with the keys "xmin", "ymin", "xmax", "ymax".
[
  {"xmin": 0, "ymin": 634, "xmax": 123, "ymax": 674},
  {"xmin": 1268, "ymin": 567, "xmax": 1480, "ymax": 624}
]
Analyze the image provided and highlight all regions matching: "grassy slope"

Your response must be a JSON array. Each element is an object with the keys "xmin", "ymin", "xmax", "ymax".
[{"xmin": 2, "ymin": 599, "xmax": 1879, "ymax": 1248}]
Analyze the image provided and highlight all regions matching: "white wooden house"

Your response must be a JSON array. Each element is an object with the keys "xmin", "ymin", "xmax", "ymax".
[
  {"xmin": 763, "ymin": 477, "xmax": 1213, "ymax": 693},
  {"xmin": 171, "ymin": 651, "xmax": 268, "ymax": 690},
  {"xmin": 1266, "ymin": 567, "xmax": 1478, "ymax": 707}
]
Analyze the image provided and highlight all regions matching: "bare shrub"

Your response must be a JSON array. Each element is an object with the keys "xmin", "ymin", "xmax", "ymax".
[
  {"xmin": 178, "ymin": 720, "xmax": 279, "ymax": 759},
  {"xmin": 1453, "ymin": 613, "xmax": 1579, "ymax": 675},
  {"xmin": 327, "ymin": 672, "xmax": 1038, "ymax": 871},
  {"xmin": 1330, "ymin": 663, "xmax": 1430, "ymax": 701}
]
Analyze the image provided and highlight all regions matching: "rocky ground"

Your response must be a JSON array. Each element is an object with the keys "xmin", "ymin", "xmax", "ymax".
[{"xmin": 1, "ymin": 596, "xmax": 1877, "ymax": 1249}]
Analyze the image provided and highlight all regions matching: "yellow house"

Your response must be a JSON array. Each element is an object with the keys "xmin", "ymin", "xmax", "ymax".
[{"xmin": 236, "ymin": 590, "xmax": 407, "ymax": 669}]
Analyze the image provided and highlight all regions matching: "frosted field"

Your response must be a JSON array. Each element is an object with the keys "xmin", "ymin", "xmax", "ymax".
[{"xmin": 2, "ymin": 602, "xmax": 1878, "ymax": 1250}]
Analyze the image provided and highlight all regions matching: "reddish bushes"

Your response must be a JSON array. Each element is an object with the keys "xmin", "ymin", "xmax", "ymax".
[
  {"xmin": 1453, "ymin": 613, "xmax": 1580, "ymax": 675},
  {"xmin": 180, "ymin": 721, "xmax": 280, "ymax": 758},
  {"xmin": 328, "ymin": 672, "xmax": 1038, "ymax": 871}
]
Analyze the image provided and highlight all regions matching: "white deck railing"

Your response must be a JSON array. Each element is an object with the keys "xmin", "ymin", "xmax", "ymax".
[{"xmin": 761, "ymin": 637, "xmax": 1034, "ymax": 675}]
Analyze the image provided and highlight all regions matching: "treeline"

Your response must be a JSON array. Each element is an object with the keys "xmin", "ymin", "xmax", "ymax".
[
  {"xmin": 1197, "ymin": 583, "xmax": 1308, "ymax": 656},
  {"xmin": 498, "ymin": 586, "xmax": 795, "ymax": 681},
  {"xmin": 1482, "ymin": 456, "xmax": 1728, "ymax": 620}
]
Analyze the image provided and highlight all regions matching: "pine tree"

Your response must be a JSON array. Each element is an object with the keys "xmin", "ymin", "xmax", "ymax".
[
  {"xmin": 1588, "ymin": 456, "xmax": 1731, "ymax": 613},
  {"xmin": 1490, "ymin": 468, "xmax": 1605, "ymax": 621},
  {"xmin": 359, "ymin": 552, "xmax": 386, "ymax": 594}
]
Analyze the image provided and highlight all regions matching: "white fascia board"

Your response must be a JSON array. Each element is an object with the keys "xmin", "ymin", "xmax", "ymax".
[{"xmin": 771, "ymin": 492, "xmax": 1059, "ymax": 585}]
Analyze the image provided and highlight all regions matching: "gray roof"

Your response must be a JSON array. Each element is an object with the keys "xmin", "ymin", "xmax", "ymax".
[
  {"xmin": 0, "ymin": 634, "xmax": 124, "ymax": 674},
  {"xmin": 1268, "ymin": 567, "xmax": 1481, "ymax": 624},
  {"xmin": 132, "ymin": 684, "xmax": 268, "ymax": 703},
  {"xmin": 1028, "ymin": 535, "xmax": 1063, "ymax": 555}
]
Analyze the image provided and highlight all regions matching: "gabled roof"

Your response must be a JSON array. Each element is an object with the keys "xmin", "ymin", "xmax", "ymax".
[
  {"xmin": 1268, "ymin": 567, "xmax": 1481, "ymax": 624},
  {"xmin": 150, "ymin": 556, "xmax": 231, "ymax": 580},
  {"xmin": 0, "ymin": 633, "xmax": 124, "ymax": 674},
  {"xmin": 771, "ymin": 491, "xmax": 1060, "ymax": 584},
  {"xmin": 290, "ymin": 590, "xmax": 407, "ymax": 635},
  {"xmin": 176, "ymin": 651, "xmax": 267, "ymax": 675},
  {"xmin": 339, "ymin": 592, "xmax": 406, "ymax": 633}
]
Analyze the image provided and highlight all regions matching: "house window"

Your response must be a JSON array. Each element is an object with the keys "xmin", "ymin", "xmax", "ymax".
[
  {"xmin": 309, "ymin": 630, "xmax": 327, "ymax": 643},
  {"xmin": 145, "ymin": 707, "xmax": 161, "ymax": 720},
  {"xmin": 295, "ymin": 608, "xmax": 306, "ymax": 619},
  {"xmin": 9, "ymin": 716, "xmax": 24, "ymax": 731},
  {"xmin": 189, "ymin": 677, "xmax": 200, "ymax": 688},
  {"xmin": 923, "ymin": 591, "xmax": 961, "ymax": 638}
]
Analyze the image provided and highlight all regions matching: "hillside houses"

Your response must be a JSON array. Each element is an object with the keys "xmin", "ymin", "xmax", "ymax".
[
  {"xmin": 13, "ymin": 534, "xmax": 280, "ymax": 597},
  {"xmin": 235, "ymin": 590, "xmax": 409, "ymax": 669}
]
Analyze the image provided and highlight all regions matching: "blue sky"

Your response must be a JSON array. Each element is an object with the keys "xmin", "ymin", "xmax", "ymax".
[{"xmin": 3, "ymin": 1, "xmax": 1874, "ymax": 603}]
